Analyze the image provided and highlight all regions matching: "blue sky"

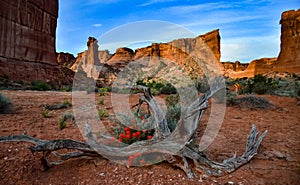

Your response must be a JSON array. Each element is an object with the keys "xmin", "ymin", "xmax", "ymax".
[{"xmin": 56, "ymin": 0, "xmax": 299, "ymax": 63}]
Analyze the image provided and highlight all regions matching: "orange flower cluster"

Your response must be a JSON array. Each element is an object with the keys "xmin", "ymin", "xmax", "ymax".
[{"xmin": 117, "ymin": 126, "xmax": 153, "ymax": 144}]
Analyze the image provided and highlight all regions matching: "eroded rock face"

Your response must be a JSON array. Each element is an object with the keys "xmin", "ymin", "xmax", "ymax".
[
  {"xmin": 0, "ymin": 0, "xmax": 58, "ymax": 64},
  {"xmin": 224, "ymin": 58, "xmax": 277, "ymax": 79},
  {"xmin": 107, "ymin": 47, "xmax": 134, "ymax": 66},
  {"xmin": 0, "ymin": 0, "xmax": 73, "ymax": 85},
  {"xmin": 56, "ymin": 52, "xmax": 76, "ymax": 67},
  {"xmin": 223, "ymin": 9, "xmax": 300, "ymax": 79},
  {"xmin": 275, "ymin": 9, "xmax": 300, "ymax": 73}
]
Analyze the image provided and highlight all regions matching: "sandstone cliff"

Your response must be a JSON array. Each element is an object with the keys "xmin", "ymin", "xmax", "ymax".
[
  {"xmin": 56, "ymin": 52, "xmax": 76, "ymax": 67},
  {"xmin": 275, "ymin": 9, "xmax": 300, "ymax": 73},
  {"xmin": 71, "ymin": 30, "xmax": 221, "ymax": 82},
  {"xmin": 0, "ymin": 0, "xmax": 73, "ymax": 86},
  {"xmin": 224, "ymin": 9, "xmax": 300, "ymax": 79}
]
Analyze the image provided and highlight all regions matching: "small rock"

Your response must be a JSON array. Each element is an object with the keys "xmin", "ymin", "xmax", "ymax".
[
  {"xmin": 227, "ymin": 181, "xmax": 234, "ymax": 185},
  {"xmin": 202, "ymin": 174, "xmax": 209, "ymax": 179},
  {"xmin": 99, "ymin": 173, "xmax": 105, "ymax": 177},
  {"xmin": 198, "ymin": 177, "xmax": 203, "ymax": 183},
  {"xmin": 272, "ymin": 150, "xmax": 286, "ymax": 159},
  {"xmin": 4, "ymin": 157, "xmax": 8, "ymax": 160}
]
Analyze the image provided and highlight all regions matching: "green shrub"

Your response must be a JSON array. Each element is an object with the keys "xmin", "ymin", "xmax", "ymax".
[
  {"xmin": 242, "ymin": 74, "xmax": 278, "ymax": 94},
  {"xmin": 41, "ymin": 109, "xmax": 52, "ymax": 118},
  {"xmin": 98, "ymin": 87, "xmax": 108, "ymax": 96},
  {"xmin": 31, "ymin": 80, "xmax": 50, "ymax": 91},
  {"xmin": 0, "ymin": 93, "xmax": 13, "ymax": 114},
  {"xmin": 62, "ymin": 99, "xmax": 72, "ymax": 107},
  {"xmin": 165, "ymin": 94, "xmax": 180, "ymax": 107},
  {"xmin": 99, "ymin": 98, "xmax": 105, "ymax": 105},
  {"xmin": 58, "ymin": 112, "xmax": 74, "ymax": 130},
  {"xmin": 159, "ymin": 83, "xmax": 177, "ymax": 94},
  {"xmin": 226, "ymin": 91, "xmax": 238, "ymax": 106},
  {"xmin": 98, "ymin": 109, "xmax": 109, "ymax": 119},
  {"xmin": 166, "ymin": 104, "xmax": 181, "ymax": 132}
]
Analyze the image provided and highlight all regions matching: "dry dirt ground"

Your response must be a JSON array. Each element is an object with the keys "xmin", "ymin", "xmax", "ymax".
[{"xmin": 0, "ymin": 90, "xmax": 299, "ymax": 185}]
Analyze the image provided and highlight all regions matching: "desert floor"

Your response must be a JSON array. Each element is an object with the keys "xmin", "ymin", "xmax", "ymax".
[{"xmin": 0, "ymin": 90, "xmax": 299, "ymax": 185}]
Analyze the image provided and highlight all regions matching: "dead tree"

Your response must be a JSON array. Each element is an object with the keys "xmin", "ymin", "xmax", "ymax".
[{"xmin": 0, "ymin": 86, "xmax": 267, "ymax": 178}]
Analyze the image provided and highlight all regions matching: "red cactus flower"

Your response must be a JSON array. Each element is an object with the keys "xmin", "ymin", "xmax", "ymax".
[
  {"xmin": 124, "ymin": 127, "xmax": 130, "ymax": 131},
  {"xmin": 119, "ymin": 133, "xmax": 125, "ymax": 138},
  {"xmin": 147, "ymin": 135, "xmax": 153, "ymax": 139},
  {"xmin": 132, "ymin": 133, "xmax": 137, "ymax": 138},
  {"xmin": 118, "ymin": 138, "xmax": 122, "ymax": 142},
  {"xmin": 135, "ymin": 131, "xmax": 141, "ymax": 136},
  {"xmin": 141, "ymin": 115, "xmax": 145, "ymax": 120},
  {"xmin": 140, "ymin": 159, "xmax": 145, "ymax": 164}
]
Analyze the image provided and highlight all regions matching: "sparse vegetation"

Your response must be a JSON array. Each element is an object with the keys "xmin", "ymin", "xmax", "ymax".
[
  {"xmin": 58, "ymin": 111, "xmax": 74, "ymax": 130},
  {"xmin": 98, "ymin": 109, "xmax": 109, "ymax": 119},
  {"xmin": 234, "ymin": 95, "xmax": 274, "ymax": 109},
  {"xmin": 0, "ymin": 93, "xmax": 13, "ymax": 114},
  {"xmin": 41, "ymin": 109, "xmax": 52, "ymax": 118},
  {"xmin": 31, "ymin": 80, "xmax": 50, "ymax": 91},
  {"xmin": 98, "ymin": 98, "xmax": 105, "ymax": 105},
  {"xmin": 136, "ymin": 79, "xmax": 177, "ymax": 95},
  {"xmin": 98, "ymin": 87, "xmax": 108, "ymax": 96},
  {"xmin": 63, "ymin": 99, "xmax": 72, "ymax": 107}
]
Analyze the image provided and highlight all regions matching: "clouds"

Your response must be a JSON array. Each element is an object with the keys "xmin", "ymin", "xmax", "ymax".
[
  {"xmin": 93, "ymin": 23, "xmax": 102, "ymax": 27},
  {"xmin": 138, "ymin": 0, "xmax": 177, "ymax": 7}
]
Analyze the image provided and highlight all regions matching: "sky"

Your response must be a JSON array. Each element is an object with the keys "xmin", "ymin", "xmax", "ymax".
[{"xmin": 56, "ymin": 0, "xmax": 299, "ymax": 63}]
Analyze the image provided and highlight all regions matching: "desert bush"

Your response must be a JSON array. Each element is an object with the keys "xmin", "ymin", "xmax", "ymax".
[
  {"xmin": 58, "ymin": 112, "xmax": 74, "ymax": 130},
  {"xmin": 31, "ymin": 80, "xmax": 50, "ymax": 91},
  {"xmin": 226, "ymin": 91, "xmax": 238, "ymax": 106},
  {"xmin": 242, "ymin": 74, "xmax": 278, "ymax": 94},
  {"xmin": 98, "ymin": 98, "xmax": 105, "ymax": 105},
  {"xmin": 165, "ymin": 104, "xmax": 181, "ymax": 132},
  {"xmin": 98, "ymin": 109, "xmax": 109, "ymax": 119},
  {"xmin": 235, "ymin": 96, "xmax": 274, "ymax": 109},
  {"xmin": 159, "ymin": 83, "xmax": 177, "ymax": 94},
  {"xmin": 165, "ymin": 94, "xmax": 180, "ymax": 107},
  {"xmin": 63, "ymin": 99, "xmax": 72, "ymax": 107},
  {"xmin": 0, "ymin": 93, "xmax": 13, "ymax": 114},
  {"xmin": 41, "ymin": 109, "xmax": 52, "ymax": 118},
  {"xmin": 86, "ymin": 86, "xmax": 98, "ymax": 94},
  {"xmin": 98, "ymin": 87, "xmax": 108, "ymax": 96}
]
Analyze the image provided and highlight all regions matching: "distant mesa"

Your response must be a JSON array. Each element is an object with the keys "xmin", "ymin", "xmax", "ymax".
[{"xmin": 69, "ymin": 29, "xmax": 222, "ymax": 84}]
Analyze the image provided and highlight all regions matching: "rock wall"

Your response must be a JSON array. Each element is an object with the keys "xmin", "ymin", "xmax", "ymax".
[
  {"xmin": 0, "ymin": 0, "xmax": 73, "ymax": 85},
  {"xmin": 0, "ymin": 0, "xmax": 58, "ymax": 64},
  {"xmin": 56, "ymin": 52, "xmax": 76, "ymax": 67},
  {"xmin": 275, "ymin": 9, "xmax": 300, "ymax": 73}
]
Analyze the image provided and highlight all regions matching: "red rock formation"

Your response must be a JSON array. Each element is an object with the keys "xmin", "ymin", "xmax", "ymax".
[
  {"xmin": 275, "ymin": 9, "xmax": 300, "ymax": 73},
  {"xmin": 224, "ymin": 58, "xmax": 277, "ymax": 79},
  {"xmin": 222, "ymin": 61, "xmax": 248, "ymax": 72},
  {"xmin": 168, "ymin": 29, "xmax": 221, "ymax": 61},
  {"xmin": 107, "ymin": 47, "xmax": 134, "ymax": 66},
  {"xmin": 0, "ymin": 0, "xmax": 73, "ymax": 85},
  {"xmin": 224, "ymin": 9, "xmax": 300, "ymax": 79},
  {"xmin": 56, "ymin": 52, "xmax": 76, "ymax": 67}
]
